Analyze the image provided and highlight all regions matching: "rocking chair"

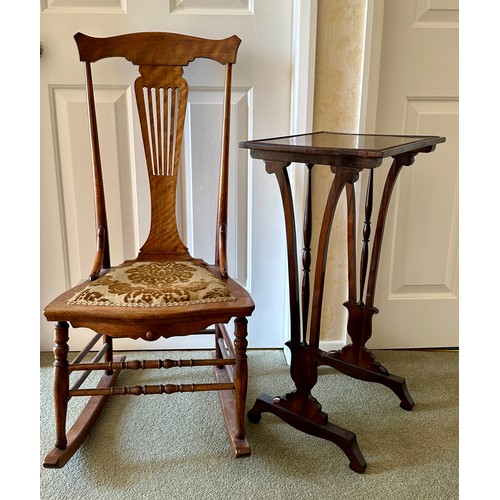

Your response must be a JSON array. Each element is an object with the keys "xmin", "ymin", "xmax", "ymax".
[{"xmin": 43, "ymin": 32, "xmax": 254, "ymax": 468}]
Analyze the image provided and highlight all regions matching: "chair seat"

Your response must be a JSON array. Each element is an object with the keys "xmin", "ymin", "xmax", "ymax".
[
  {"xmin": 44, "ymin": 260, "xmax": 254, "ymax": 335},
  {"xmin": 69, "ymin": 260, "xmax": 236, "ymax": 308}
]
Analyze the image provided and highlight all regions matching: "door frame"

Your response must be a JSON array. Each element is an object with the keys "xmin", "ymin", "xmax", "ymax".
[
  {"xmin": 359, "ymin": 0, "xmax": 384, "ymax": 133},
  {"xmin": 282, "ymin": 0, "xmax": 318, "ymax": 362}
]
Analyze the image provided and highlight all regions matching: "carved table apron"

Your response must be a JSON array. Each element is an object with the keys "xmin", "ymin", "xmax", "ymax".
[{"xmin": 239, "ymin": 131, "xmax": 445, "ymax": 473}]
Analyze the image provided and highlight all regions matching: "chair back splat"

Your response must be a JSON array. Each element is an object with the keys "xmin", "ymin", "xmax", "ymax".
[{"xmin": 43, "ymin": 32, "xmax": 254, "ymax": 469}]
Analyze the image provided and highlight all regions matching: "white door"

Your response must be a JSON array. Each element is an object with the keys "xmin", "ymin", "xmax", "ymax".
[
  {"xmin": 360, "ymin": 0, "xmax": 459, "ymax": 348},
  {"xmin": 40, "ymin": 0, "xmax": 316, "ymax": 352}
]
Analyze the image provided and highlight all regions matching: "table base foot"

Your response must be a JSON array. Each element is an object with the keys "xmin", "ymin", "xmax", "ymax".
[
  {"xmin": 320, "ymin": 351, "xmax": 415, "ymax": 410},
  {"xmin": 247, "ymin": 393, "xmax": 367, "ymax": 473}
]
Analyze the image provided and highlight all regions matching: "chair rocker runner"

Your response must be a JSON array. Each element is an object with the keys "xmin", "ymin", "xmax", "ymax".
[{"xmin": 43, "ymin": 32, "xmax": 254, "ymax": 468}]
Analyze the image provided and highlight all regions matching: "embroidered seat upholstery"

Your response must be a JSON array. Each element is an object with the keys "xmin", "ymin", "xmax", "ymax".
[{"xmin": 68, "ymin": 261, "xmax": 236, "ymax": 308}]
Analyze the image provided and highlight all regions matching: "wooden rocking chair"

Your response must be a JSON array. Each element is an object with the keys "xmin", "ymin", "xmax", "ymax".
[{"xmin": 43, "ymin": 32, "xmax": 254, "ymax": 468}]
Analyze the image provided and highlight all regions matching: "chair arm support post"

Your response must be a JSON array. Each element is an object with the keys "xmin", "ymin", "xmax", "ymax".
[
  {"xmin": 216, "ymin": 63, "xmax": 233, "ymax": 278},
  {"xmin": 84, "ymin": 61, "xmax": 110, "ymax": 277},
  {"xmin": 89, "ymin": 225, "xmax": 106, "ymax": 280}
]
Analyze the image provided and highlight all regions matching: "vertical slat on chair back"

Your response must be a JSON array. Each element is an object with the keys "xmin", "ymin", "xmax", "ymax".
[
  {"xmin": 135, "ymin": 67, "xmax": 187, "ymax": 178},
  {"xmin": 134, "ymin": 64, "xmax": 190, "ymax": 256},
  {"xmin": 74, "ymin": 32, "xmax": 241, "ymax": 266}
]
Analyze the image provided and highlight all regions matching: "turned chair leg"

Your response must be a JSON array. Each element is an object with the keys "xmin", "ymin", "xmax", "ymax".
[
  {"xmin": 233, "ymin": 317, "xmax": 248, "ymax": 440},
  {"xmin": 53, "ymin": 321, "xmax": 70, "ymax": 450}
]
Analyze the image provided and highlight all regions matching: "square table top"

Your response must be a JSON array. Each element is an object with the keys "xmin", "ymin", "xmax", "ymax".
[{"xmin": 239, "ymin": 131, "xmax": 445, "ymax": 166}]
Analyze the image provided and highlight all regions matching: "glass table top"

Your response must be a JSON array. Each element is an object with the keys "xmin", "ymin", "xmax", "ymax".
[{"xmin": 240, "ymin": 131, "xmax": 445, "ymax": 158}]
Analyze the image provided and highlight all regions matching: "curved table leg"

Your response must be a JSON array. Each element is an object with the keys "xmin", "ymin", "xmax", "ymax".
[
  {"xmin": 320, "ymin": 350, "xmax": 414, "ymax": 410},
  {"xmin": 327, "ymin": 158, "xmax": 415, "ymax": 411},
  {"xmin": 248, "ymin": 341, "xmax": 367, "ymax": 473},
  {"xmin": 248, "ymin": 393, "xmax": 367, "ymax": 473}
]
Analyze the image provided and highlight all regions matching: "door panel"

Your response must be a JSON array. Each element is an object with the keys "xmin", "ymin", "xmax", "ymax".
[
  {"xmin": 52, "ymin": 85, "xmax": 137, "ymax": 286},
  {"xmin": 181, "ymin": 88, "xmax": 250, "ymax": 285},
  {"xmin": 40, "ymin": 1, "xmax": 311, "ymax": 351},
  {"xmin": 393, "ymin": 98, "xmax": 458, "ymax": 299}
]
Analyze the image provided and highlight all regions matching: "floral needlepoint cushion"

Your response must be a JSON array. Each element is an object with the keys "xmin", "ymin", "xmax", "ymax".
[{"xmin": 68, "ymin": 261, "xmax": 235, "ymax": 308}]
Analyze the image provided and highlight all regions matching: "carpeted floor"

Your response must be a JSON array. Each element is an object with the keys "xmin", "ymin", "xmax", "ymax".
[{"xmin": 40, "ymin": 349, "xmax": 458, "ymax": 499}]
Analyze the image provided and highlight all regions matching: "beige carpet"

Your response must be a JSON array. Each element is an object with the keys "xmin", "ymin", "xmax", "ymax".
[{"xmin": 40, "ymin": 349, "xmax": 458, "ymax": 499}]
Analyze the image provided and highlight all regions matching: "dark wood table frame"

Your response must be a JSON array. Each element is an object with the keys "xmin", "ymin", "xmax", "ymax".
[{"xmin": 239, "ymin": 131, "xmax": 445, "ymax": 473}]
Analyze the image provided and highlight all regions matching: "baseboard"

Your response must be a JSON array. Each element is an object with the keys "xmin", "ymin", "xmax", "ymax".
[{"xmin": 318, "ymin": 340, "xmax": 346, "ymax": 352}]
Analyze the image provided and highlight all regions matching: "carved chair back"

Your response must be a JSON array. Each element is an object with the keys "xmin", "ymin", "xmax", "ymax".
[{"xmin": 74, "ymin": 32, "xmax": 241, "ymax": 277}]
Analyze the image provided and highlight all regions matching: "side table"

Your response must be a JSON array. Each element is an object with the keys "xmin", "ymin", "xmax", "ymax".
[{"xmin": 239, "ymin": 131, "xmax": 445, "ymax": 473}]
